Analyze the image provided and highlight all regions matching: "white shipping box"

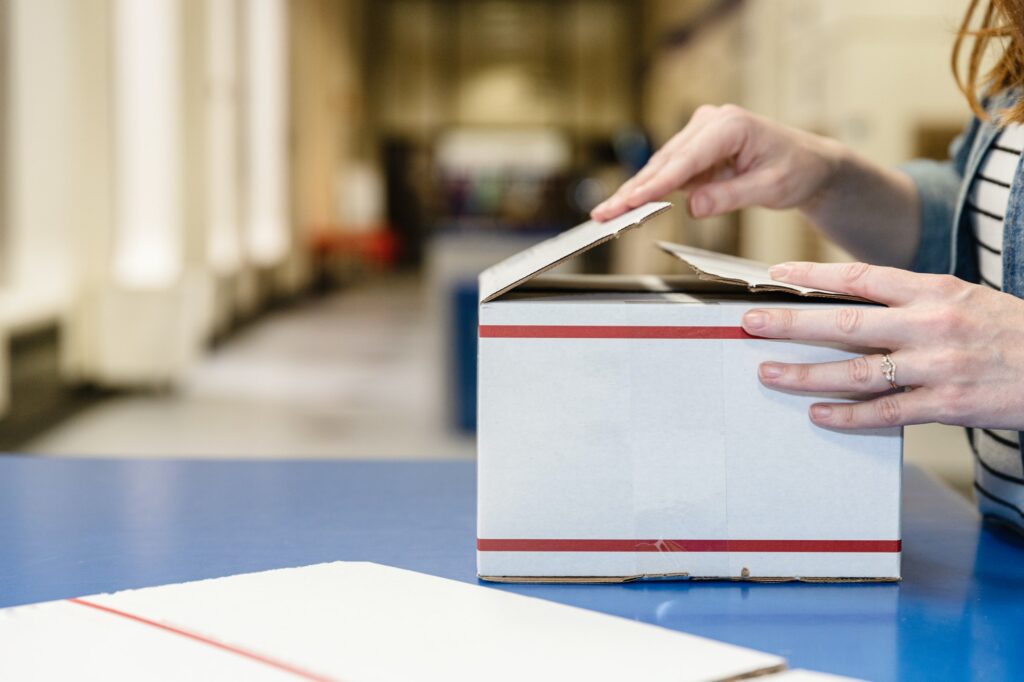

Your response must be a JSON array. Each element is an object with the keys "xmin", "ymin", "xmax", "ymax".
[{"xmin": 476, "ymin": 203, "xmax": 902, "ymax": 582}]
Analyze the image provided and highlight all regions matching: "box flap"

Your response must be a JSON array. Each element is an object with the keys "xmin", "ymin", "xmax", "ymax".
[
  {"xmin": 657, "ymin": 242, "xmax": 865, "ymax": 302},
  {"xmin": 478, "ymin": 202, "xmax": 672, "ymax": 303},
  {"xmin": 513, "ymin": 273, "xmax": 821, "ymax": 299}
]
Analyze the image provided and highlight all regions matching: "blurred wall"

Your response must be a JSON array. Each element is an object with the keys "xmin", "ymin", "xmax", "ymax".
[
  {"xmin": 742, "ymin": 0, "xmax": 968, "ymax": 264},
  {"xmin": 291, "ymin": 0, "xmax": 367, "ymax": 230},
  {"xmin": 1, "ymin": 0, "xmax": 315, "ymax": 394},
  {"xmin": 641, "ymin": 0, "xmax": 969, "ymax": 265},
  {"xmin": 370, "ymin": 0, "xmax": 637, "ymax": 137},
  {"xmin": 369, "ymin": 0, "xmax": 642, "ymax": 273},
  {"xmin": 0, "ymin": 0, "xmax": 984, "ymax": 410}
]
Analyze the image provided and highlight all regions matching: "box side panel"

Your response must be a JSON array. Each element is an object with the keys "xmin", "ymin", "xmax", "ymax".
[
  {"xmin": 477, "ymin": 300, "xmax": 733, "ymax": 578},
  {"xmin": 721, "ymin": 337, "xmax": 902, "ymax": 550},
  {"xmin": 478, "ymin": 297, "xmax": 902, "ymax": 580}
]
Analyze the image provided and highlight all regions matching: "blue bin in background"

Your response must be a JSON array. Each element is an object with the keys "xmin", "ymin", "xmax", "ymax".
[{"xmin": 451, "ymin": 280, "xmax": 479, "ymax": 433}]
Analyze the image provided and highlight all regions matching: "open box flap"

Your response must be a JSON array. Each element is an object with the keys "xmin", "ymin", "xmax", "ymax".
[
  {"xmin": 478, "ymin": 202, "xmax": 672, "ymax": 303},
  {"xmin": 657, "ymin": 241, "xmax": 865, "ymax": 302}
]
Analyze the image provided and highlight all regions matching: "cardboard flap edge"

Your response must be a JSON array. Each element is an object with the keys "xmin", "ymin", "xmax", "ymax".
[
  {"xmin": 478, "ymin": 202, "xmax": 672, "ymax": 303},
  {"xmin": 656, "ymin": 241, "xmax": 869, "ymax": 303}
]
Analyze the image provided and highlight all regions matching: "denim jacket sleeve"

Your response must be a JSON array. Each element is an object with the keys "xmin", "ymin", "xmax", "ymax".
[{"xmin": 898, "ymin": 119, "xmax": 977, "ymax": 274}]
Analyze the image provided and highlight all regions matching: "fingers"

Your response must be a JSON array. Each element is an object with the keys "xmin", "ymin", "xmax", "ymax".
[
  {"xmin": 592, "ymin": 126, "xmax": 699, "ymax": 221},
  {"xmin": 633, "ymin": 106, "xmax": 720, "ymax": 184},
  {"xmin": 759, "ymin": 352, "xmax": 919, "ymax": 394},
  {"xmin": 592, "ymin": 105, "xmax": 747, "ymax": 221},
  {"xmin": 620, "ymin": 121, "xmax": 710, "ymax": 193},
  {"xmin": 808, "ymin": 389, "xmax": 933, "ymax": 429},
  {"xmin": 621, "ymin": 116, "xmax": 749, "ymax": 210},
  {"xmin": 593, "ymin": 145, "xmax": 701, "ymax": 221},
  {"xmin": 767, "ymin": 261, "xmax": 950, "ymax": 306},
  {"xmin": 688, "ymin": 168, "xmax": 785, "ymax": 218},
  {"xmin": 741, "ymin": 306, "xmax": 907, "ymax": 348}
]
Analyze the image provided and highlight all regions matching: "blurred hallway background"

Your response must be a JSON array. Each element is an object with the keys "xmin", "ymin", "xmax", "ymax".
[{"xmin": 0, "ymin": 0, "xmax": 975, "ymax": 492}]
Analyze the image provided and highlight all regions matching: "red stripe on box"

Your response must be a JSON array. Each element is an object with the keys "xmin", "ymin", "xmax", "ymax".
[
  {"xmin": 67, "ymin": 598, "xmax": 336, "ymax": 681},
  {"xmin": 477, "ymin": 539, "xmax": 901, "ymax": 553},
  {"xmin": 479, "ymin": 325, "xmax": 755, "ymax": 339}
]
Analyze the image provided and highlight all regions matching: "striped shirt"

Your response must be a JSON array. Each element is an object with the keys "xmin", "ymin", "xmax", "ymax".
[{"xmin": 965, "ymin": 123, "xmax": 1024, "ymax": 521}]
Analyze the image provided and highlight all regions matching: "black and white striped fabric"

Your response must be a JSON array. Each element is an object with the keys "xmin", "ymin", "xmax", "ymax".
[{"xmin": 965, "ymin": 123, "xmax": 1024, "ymax": 524}]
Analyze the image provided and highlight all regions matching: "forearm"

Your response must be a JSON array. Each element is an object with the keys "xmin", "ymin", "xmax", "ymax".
[{"xmin": 799, "ymin": 143, "xmax": 921, "ymax": 269}]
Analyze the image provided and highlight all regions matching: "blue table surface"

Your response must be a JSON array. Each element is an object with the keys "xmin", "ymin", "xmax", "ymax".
[{"xmin": 1, "ymin": 457, "xmax": 1021, "ymax": 681}]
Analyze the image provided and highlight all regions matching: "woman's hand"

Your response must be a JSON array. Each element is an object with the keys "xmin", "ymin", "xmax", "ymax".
[
  {"xmin": 590, "ymin": 104, "xmax": 922, "ymax": 268},
  {"xmin": 743, "ymin": 261, "xmax": 1024, "ymax": 430},
  {"xmin": 591, "ymin": 104, "xmax": 844, "ymax": 222}
]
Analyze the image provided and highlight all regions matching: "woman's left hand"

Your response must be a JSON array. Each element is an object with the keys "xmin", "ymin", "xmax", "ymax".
[{"xmin": 743, "ymin": 261, "xmax": 1024, "ymax": 430}]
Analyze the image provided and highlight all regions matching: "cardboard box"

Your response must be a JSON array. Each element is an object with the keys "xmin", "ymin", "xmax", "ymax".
[{"xmin": 476, "ymin": 203, "xmax": 902, "ymax": 583}]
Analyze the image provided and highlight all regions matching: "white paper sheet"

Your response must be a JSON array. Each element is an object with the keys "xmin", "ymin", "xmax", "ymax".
[{"xmin": 0, "ymin": 562, "xmax": 785, "ymax": 682}]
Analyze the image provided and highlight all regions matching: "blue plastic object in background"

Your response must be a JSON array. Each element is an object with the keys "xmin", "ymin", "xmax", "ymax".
[{"xmin": 451, "ymin": 280, "xmax": 479, "ymax": 433}]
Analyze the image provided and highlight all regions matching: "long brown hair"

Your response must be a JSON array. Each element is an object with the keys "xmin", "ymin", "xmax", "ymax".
[{"xmin": 954, "ymin": 0, "xmax": 1024, "ymax": 123}]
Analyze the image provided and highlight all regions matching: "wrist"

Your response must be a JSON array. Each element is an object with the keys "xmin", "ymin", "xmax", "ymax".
[{"xmin": 798, "ymin": 135, "xmax": 848, "ymax": 218}]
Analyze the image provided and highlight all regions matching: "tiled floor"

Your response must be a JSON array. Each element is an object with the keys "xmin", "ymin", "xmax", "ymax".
[
  {"xmin": 25, "ymin": 277, "xmax": 476, "ymax": 460},
  {"xmin": 24, "ymin": 275, "xmax": 974, "ymax": 495}
]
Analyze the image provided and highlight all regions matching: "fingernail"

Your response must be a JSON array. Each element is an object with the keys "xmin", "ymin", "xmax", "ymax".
[
  {"xmin": 810, "ymin": 404, "xmax": 833, "ymax": 420},
  {"xmin": 592, "ymin": 201, "xmax": 607, "ymax": 214},
  {"xmin": 743, "ymin": 311, "xmax": 767, "ymax": 330},
  {"xmin": 692, "ymin": 193, "xmax": 713, "ymax": 217},
  {"xmin": 769, "ymin": 263, "xmax": 793, "ymax": 280},
  {"xmin": 760, "ymin": 362, "xmax": 784, "ymax": 379}
]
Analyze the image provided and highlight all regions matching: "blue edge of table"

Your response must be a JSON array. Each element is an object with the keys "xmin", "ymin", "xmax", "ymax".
[{"xmin": 0, "ymin": 456, "xmax": 1021, "ymax": 681}]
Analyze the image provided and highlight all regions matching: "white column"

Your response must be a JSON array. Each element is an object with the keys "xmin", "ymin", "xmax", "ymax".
[
  {"xmin": 244, "ymin": 0, "xmax": 290, "ymax": 267},
  {"xmin": 5, "ymin": 0, "xmax": 76, "ymax": 318},
  {"xmin": 206, "ymin": 0, "xmax": 243, "ymax": 276},
  {"xmin": 112, "ymin": 0, "xmax": 183, "ymax": 289}
]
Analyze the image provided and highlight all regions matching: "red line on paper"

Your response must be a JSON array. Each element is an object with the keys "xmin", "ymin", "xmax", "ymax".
[
  {"xmin": 67, "ymin": 597, "xmax": 337, "ymax": 682},
  {"xmin": 479, "ymin": 325, "xmax": 756, "ymax": 339},
  {"xmin": 476, "ymin": 539, "xmax": 901, "ymax": 553}
]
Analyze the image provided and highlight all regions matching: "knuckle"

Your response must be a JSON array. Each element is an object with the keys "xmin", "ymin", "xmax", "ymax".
[
  {"xmin": 772, "ymin": 308, "xmax": 796, "ymax": 333},
  {"xmin": 935, "ymin": 385, "xmax": 970, "ymax": 423},
  {"xmin": 719, "ymin": 103, "xmax": 745, "ymax": 117},
  {"xmin": 923, "ymin": 306, "xmax": 964, "ymax": 337},
  {"xmin": 762, "ymin": 166, "xmax": 788, "ymax": 194},
  {"xmin": 840, "ymin": 262, "xmax": 871, "ymax": 286},
  {"xmin": 874, "ymin": 396, "xmax": 903, "ymax": 426},
  {"xmin": 719, "ymin": 106, "xmax": 751, "ymax": 131},
  {"xmin": 848, "ymin": 356, "xmax": 872, "ymax": 385},
  {"xmin": 834, "ymin": 404, "xmax": 856, "ymax": 426},
  {"xmin": 692, "ymin": 104, "xmax": 717, "ymax": 122},
  {"xmin": 713, "ymin": 182, "xmax": 738, "ymax": 208},
  {"xmin": 931, "ymin": 274, "xmax": 965, "ymax": 298},
  {"xmin": 788, "ymin": 261, "xmax": 814, "ymax": 279},
  {"xmin": 834, "ymin": 307, "xmax": 864, "ymax": 335},
  {"xmin": 932, "ymin": 348, "xmax": 969, "ymax": 376},
  {"xmin": 793, "ymin": 363, "xmax": 812, "ymax": 386}
]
